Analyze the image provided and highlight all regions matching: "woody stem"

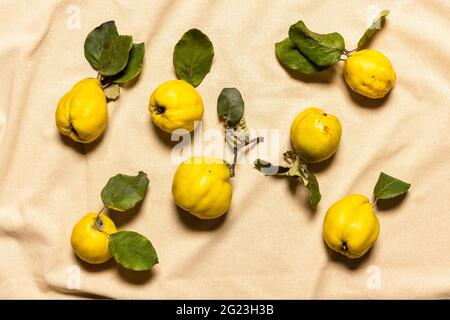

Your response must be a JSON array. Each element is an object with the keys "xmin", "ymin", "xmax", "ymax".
[
  {"xmin": 343, "ymin": 48, "xmax": 357, "ymax": 56},
  {"xmin": 96, "ymin": 206, "xmax": 105, "ymax": 220},
  {"xmin": 230, "ymin": 136, "xmax": 264, "ymax": 177}
]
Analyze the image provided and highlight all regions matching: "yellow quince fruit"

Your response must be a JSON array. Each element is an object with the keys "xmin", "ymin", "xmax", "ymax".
[
  {"xmin": 344, "ymin": 49, "xmax": 396, "ymax": 99},
  {"xmin": 148, "ymin": 80, "xmax": 204, "ymax": 133},
  {"xmin": 290, "ymin": 107, "xmax": 342, "ymax": 163},
  {"xmin": 55, "ymin": 78, "xmax": 108, "ymax": 143},
  {"xmin": 323, "ymin": 194, "xmax": 380, "ymax": 259},
  {"xmin": 172, "ymin": 156, "xmax": 232, "ymax": 220},
  {"xmin": 71, "ymin": 212, "xmax": 117, "ymax": 264}
]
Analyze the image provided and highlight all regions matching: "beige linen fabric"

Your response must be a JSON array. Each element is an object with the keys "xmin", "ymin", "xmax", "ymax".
[{"xmin": 0, "ymin": 0, "xmax": 449, "ymax": 299}]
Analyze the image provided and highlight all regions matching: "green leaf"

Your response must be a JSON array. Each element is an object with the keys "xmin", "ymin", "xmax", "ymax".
[
  {"xmin": 254, "ymin": 159, "xmax": 290, "ymax": 176},
  {"xmin": 305, "ymin": 172, "xmax": 321, "ymax": 209},
  {"xmin": 358, "ymin": 10, "xmax": 390, "ymax": 49},
  {"xmin": 373, "ymin": 172, "xmax": 410, "ymax": 200},
  {"xmin": 103, "ymin": 83, "xmax": 120, "ymax": 100},
  {"xmin": 113, "ymin": 42, "xmax": 145, "ymax": 84},
  {"xmin": 255, "ymin": 157, "xmax": 321, "ymax": 209},
  {"xmin": 275, "ymin": 38, "xmax": 327, "ymax": 74},
  {"xmin": 173, "ymin": 28, "xmax": 214, "ymax": 87},
  {"xmin": 217, "ymin": 88, "xmax": 245, "ymax": 127},
  {"xmin": 101, "ymin": 171, "xmax": 149, "ymax": 211},
  {"xmin": 296, "ymin": 161, "xmax": 321, "ymax": 209},
  {"xmin": 98, "ymin": 35, "xmax": 133, "ymax": 76},
  {"xmin": 289, "ymin": 21, "xmax": 345, "ymax": 67},
  {"xmin": 109, "ymin": 231, "xmax": 158, "ymax": 271},
  {"xmin": 84, "ymin": 21, "xmax": 119, "ymax": 70},
  {"xmin": 287, "ymin": 160, "xmax": 301, "ymax": 177}
]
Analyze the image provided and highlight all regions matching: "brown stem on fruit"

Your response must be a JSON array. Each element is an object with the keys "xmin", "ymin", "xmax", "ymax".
[
  {"xmin": 341, "ymin": 242, "xmax": 348, "ymax": 251},
  {"xmin": 344, "ymin": 48, "xmax": 357, "ymax": 56},
  {"xmin": 101, "ymin": 80, "xmax": 113, "ymax": 89},
  {"xmin": 341, "ymin": 48, "xmax": 357, "ymax": 61},
  {"xmin": 99, "ymin": 74, "xmax": 114, "ymax": 89},
  {"xmin": 93, "ymin": 216, "xmax": 103, "ymax": 231},
  {"xmin": 93, "ymin": 213, "xmax": 111, "ymax": 238},
  {"xmin": 230, "ymin": 136, "xmax": 264, "ymax": 177},
  {"xmin": 373, "ymin": 198, "xmax": 379, "ymax": 207},
  {"xmin": 96, "ymin": 206, "xmax": 105, "ymax": 220}
]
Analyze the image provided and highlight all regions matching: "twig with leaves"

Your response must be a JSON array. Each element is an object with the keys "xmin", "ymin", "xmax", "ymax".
[
  {"xmin": 84, "ymin": 21, "xmax": 145, "ymax": 100},
  {"xmin": 217, "ymin": 88, "xmax": 264, "ymax": 177},
  {"xmin": 254, "ymin": 151, "xmax": 321, "ymax": 209},
  {"xmin": 276, "ymin": 10, "xmax": 390, "ymax": 74},
  {"xmin": 72, "ymin": 171, "xmax": 158, "ymax": 271}
]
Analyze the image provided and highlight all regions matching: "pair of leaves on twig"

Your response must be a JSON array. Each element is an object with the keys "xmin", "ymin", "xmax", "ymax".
[
  {"xmin": 275, "ymin": 10, "xmax": 389, "ymax": 74},
  {"xmin": 254, "ymin": 153, "xmax": 321, "ymax": 209},
  {"xmin": 100, "ymin": 171, "xmax": 158, "ymax": 271},
  {"xmin": 217, "ymin": 90, "xmax": 338, "ymax": 204},
  {"xmin": 217, "ymin": 87, "xmax": 256, "ymax": 177},
  {"xmin": 173, "ymin": 29, "xmax": 214, "ymax": 87},
  {"xmin": 84, "ymin": 21, "xmax": 145, "ymax": 99},
  {"xmin": 253, "ymin": 157, "xmax": 410, "ymax": 210}
]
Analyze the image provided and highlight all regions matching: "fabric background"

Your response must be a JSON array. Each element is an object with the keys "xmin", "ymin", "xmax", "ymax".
[{"xmin": 0, "ymin": 0, "xmax": 449, "ymax": 299}]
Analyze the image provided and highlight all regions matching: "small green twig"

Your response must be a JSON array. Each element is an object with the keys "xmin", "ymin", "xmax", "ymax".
[
  {"xmin": 230, "ymin": 136, "xmax": 264, "ymax": 177},
  {"xmin": 231, "ymin": 144, "xmax": 239, "ymax": 177}
]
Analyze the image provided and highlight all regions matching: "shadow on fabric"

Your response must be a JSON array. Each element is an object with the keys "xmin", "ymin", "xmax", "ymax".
[
  {"xmin": 324, "ymin": 244, "xmax": 374, "ymax": 270},
  {"xmin": 76, "ymin": 253, "xmax": 155, "ymax": 285},
  {"xmin": 175, "ymin": 203, "xmax": 228, "ymax": 231},
  {"xmin": 58, "ymin": 131, "xmax": 105, "ymax": 154}
]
